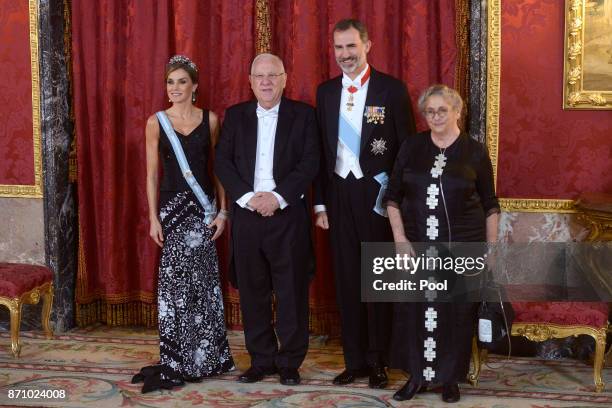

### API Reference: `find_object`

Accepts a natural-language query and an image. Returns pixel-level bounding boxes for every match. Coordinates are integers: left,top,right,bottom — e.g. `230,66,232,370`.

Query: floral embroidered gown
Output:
135,111,234,392
384,132,500,385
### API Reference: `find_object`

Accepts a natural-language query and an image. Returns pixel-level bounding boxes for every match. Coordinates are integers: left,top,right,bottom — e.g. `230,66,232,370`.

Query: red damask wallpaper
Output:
0,1,35,185
497,0,612,199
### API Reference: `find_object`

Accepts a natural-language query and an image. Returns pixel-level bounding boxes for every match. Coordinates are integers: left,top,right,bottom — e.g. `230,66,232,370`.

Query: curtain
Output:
73,0,255,326
73,0,468,333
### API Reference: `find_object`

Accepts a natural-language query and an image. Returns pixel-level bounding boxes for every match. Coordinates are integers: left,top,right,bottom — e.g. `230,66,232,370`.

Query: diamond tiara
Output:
168,55,198,71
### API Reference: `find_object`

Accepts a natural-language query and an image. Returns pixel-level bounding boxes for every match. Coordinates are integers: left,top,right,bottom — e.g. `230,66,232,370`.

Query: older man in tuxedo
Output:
215,53,318,386
314,19,416,388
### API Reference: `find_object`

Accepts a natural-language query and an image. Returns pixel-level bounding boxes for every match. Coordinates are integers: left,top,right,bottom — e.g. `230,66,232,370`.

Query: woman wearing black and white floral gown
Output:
135,55,234,393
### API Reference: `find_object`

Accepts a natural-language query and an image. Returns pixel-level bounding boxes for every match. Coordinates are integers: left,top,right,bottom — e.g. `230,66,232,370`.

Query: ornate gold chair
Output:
470,193,611,392
0,263,54,358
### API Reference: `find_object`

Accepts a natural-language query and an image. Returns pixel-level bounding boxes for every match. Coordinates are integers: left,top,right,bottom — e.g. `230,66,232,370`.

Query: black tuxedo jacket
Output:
215,97,319,207
314,67,415,207
215,97,319,288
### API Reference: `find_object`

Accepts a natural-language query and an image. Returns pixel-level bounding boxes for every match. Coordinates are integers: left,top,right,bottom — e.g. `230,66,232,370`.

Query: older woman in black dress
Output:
384,85,500,403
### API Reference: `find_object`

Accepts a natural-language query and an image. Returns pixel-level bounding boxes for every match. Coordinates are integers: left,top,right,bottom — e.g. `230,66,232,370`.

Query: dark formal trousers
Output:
232,203,311,369
327,173,392,370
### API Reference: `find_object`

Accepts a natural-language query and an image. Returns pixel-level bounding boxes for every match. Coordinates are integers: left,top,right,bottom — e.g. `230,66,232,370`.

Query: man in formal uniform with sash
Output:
314,19,416,388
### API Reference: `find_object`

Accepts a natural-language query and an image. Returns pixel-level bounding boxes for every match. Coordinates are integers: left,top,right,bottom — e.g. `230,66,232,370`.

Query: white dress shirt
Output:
336,64,370,179
236,102,288,211
314,65,370,214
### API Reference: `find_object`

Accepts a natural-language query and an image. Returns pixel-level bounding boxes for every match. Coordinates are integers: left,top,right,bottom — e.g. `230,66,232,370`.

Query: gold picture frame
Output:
563,0,612,109
487,0,576,212
0,0,43,198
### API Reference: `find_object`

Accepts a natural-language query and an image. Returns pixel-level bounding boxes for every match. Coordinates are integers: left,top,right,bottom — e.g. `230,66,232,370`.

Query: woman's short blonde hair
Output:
417,84,464,114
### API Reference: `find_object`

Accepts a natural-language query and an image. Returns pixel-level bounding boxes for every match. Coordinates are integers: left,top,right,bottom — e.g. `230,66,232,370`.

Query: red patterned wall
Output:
0,1,35,186
497,0,612,199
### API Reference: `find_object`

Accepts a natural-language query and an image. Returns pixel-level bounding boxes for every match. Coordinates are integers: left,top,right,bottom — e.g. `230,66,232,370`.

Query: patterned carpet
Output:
0,325,610,407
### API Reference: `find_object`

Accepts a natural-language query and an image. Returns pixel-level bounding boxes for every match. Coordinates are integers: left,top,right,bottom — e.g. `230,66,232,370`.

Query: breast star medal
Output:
370,138,387,155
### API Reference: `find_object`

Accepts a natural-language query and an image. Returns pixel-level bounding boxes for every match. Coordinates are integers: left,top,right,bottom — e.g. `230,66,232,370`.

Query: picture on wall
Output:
564,0,612,109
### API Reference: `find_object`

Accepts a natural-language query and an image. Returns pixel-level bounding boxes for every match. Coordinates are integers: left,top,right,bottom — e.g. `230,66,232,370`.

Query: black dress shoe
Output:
332,368,369,385
393,379,423,401
237,366,277,383
442,382,460,403
368,365,388,389
279,367,301,385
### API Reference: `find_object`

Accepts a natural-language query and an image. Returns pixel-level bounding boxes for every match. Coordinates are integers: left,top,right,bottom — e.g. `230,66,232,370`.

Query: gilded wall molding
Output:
0,0,43,198
487,0,577,212
486,0,501,192
255,0,271,54
563,0,612,109
499,198,576,213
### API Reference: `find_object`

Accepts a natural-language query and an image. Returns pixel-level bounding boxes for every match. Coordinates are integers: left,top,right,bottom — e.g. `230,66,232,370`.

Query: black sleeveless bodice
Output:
158,111,214,197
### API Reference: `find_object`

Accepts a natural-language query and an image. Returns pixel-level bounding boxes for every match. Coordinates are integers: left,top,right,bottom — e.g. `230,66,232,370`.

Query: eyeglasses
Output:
423,107,449,119
250,73,286,81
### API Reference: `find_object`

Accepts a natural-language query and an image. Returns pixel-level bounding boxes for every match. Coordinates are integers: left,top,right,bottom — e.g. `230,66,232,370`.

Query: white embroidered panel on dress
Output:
426,215,439,240
424,277,438,302
425,307,438,332
423,366,436,381
426,184,440,209
425,246,439,270
424,348,437,362
430,153,447,178
424,337,436,362
420,152,447,383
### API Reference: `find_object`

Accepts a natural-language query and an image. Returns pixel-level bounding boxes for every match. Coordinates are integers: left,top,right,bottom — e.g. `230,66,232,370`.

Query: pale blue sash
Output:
373,171,389,217
338,113,361,158
156,111,217,224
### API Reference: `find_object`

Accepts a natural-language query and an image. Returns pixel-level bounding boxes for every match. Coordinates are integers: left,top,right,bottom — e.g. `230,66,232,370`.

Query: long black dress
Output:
384,131,499,385
134,111,234,393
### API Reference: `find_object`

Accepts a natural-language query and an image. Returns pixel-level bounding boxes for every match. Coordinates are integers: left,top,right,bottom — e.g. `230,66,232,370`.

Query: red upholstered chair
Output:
0,263,54,358
469,301,609,392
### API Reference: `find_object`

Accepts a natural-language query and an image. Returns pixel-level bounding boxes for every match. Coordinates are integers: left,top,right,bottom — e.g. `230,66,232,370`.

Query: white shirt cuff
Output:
271,191,288,210
314,205,327,213
236,192,255,211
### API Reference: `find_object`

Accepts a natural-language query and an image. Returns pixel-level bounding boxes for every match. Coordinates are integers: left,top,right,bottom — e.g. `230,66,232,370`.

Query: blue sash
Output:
338,113,361,158
156,111,217,224
373,171,389,217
